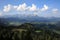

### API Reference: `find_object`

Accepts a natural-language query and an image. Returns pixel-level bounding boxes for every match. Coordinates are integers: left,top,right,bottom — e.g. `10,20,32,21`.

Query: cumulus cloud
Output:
3,3,49,13
3,4,11,12
1,3,60,17
41,4,48,11
17,3,27,11
52,9,58,13
28,4,37,11
13,3,38,11
13,6,18,9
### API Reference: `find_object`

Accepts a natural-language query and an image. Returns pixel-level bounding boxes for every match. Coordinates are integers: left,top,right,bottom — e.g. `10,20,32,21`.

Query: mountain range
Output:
0,14,60,23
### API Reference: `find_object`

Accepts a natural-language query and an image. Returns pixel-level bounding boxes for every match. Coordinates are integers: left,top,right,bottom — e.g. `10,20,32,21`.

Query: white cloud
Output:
3,3,49,12
17,3,27,11
2,3,49,17
13,3,38,12
28,4,37,11
52,9,58,13
3,4,11,12
0,12,2,16
33,12,38,16
13,6,18,9
1,3,60,17
41,4,48,11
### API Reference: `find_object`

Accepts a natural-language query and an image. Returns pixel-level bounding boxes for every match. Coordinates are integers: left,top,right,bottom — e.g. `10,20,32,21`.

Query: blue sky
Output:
0,0,60,9
0,0,60,17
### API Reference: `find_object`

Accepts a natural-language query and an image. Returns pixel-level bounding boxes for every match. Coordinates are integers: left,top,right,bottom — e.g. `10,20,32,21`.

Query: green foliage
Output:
0,23,60,40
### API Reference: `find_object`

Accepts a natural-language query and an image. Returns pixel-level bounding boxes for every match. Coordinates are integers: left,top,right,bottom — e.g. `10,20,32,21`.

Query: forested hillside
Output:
0,23,60,40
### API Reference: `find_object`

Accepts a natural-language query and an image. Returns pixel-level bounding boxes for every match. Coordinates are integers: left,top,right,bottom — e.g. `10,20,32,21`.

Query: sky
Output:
0,0,60,17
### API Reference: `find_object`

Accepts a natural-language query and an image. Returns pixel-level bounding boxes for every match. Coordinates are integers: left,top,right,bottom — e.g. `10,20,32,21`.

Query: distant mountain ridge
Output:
0,15,60,23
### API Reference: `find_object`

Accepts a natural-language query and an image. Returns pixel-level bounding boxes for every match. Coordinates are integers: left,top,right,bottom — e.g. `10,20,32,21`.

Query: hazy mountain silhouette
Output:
0,15,60,23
